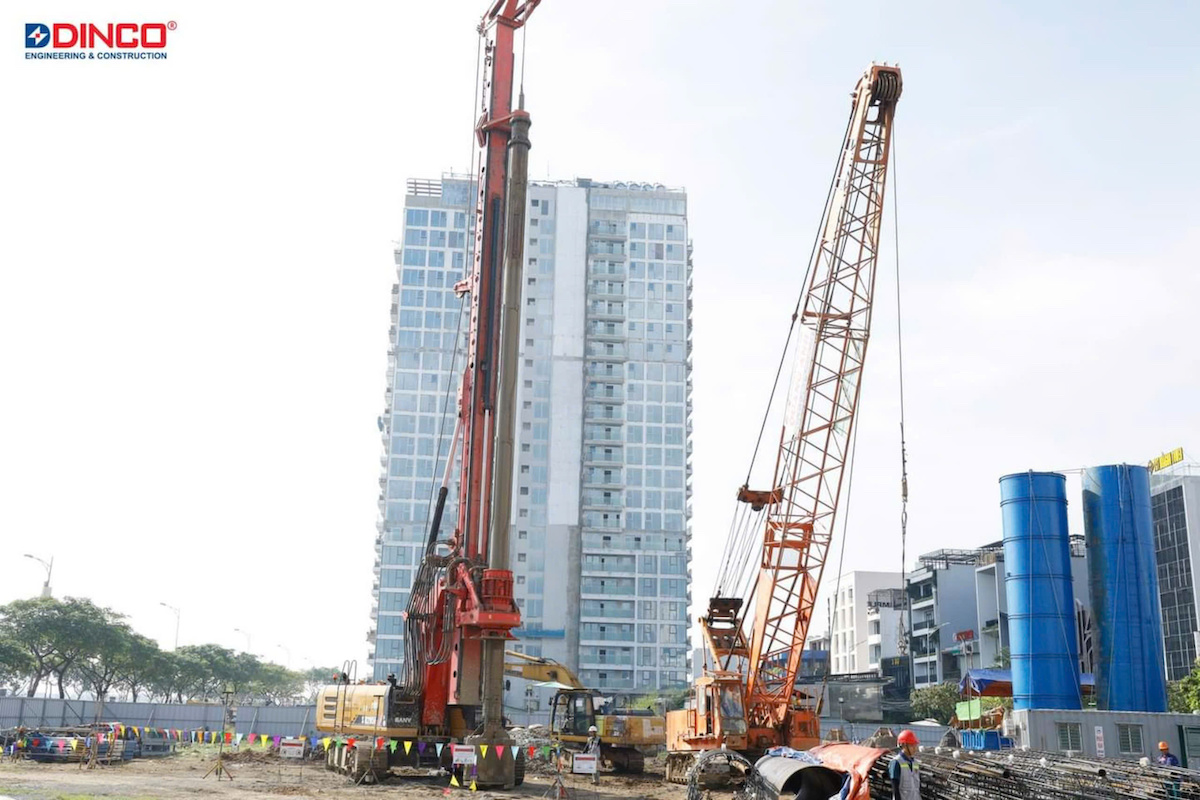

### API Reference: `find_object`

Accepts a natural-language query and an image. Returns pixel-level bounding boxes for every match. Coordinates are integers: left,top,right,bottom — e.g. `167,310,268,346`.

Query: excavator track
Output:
604,746,644,774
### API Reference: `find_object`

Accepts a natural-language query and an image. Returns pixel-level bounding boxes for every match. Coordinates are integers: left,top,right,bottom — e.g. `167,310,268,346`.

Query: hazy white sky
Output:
2,1,1198,671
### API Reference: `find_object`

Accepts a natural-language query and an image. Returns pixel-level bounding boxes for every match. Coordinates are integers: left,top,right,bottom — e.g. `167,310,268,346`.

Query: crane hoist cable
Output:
893,135,913,662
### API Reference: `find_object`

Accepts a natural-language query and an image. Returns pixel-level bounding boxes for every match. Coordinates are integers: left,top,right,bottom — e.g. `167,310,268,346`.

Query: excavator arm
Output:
502,650,586,689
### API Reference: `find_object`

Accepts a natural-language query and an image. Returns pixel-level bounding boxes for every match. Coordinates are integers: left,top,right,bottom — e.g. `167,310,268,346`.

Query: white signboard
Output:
1095,726,1105,758
451,744,477,766
279,738,304,759
572,754,598,775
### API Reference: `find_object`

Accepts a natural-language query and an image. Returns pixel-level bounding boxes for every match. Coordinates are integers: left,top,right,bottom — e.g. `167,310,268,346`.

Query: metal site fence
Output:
0,697,318,740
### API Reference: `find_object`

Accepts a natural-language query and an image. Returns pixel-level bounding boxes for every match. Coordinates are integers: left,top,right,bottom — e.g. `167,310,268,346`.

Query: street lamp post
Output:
23,554,53,598
275,644,291,670
234,628,252,654
159,602,181,650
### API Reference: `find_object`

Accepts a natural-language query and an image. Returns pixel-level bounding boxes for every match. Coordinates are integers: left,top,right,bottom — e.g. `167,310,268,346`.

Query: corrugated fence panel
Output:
0,698,316,739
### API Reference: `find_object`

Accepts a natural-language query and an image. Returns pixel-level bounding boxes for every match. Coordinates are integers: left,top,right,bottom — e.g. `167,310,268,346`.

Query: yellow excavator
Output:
503,650,665,773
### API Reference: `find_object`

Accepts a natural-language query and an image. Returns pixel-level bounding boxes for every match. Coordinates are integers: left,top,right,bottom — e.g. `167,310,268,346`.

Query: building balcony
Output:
579,656,634,668
590,290,625,302
584,408,623,423
581,565,636,576
585,371,625,383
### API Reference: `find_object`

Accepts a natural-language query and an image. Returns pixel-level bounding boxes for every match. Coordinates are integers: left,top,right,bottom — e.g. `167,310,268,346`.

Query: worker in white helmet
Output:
584,725,601,785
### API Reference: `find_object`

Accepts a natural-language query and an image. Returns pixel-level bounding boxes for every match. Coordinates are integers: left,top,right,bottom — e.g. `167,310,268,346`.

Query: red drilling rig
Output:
317,2,541,788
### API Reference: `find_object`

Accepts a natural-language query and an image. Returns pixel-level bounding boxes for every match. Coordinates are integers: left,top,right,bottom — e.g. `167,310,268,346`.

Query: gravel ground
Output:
0,746,688,800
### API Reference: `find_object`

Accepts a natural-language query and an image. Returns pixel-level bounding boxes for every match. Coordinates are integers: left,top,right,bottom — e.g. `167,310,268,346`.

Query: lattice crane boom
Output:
740,64,901,724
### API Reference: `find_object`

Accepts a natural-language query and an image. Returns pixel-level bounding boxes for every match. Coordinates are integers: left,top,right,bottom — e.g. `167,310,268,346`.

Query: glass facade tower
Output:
369,176,694,707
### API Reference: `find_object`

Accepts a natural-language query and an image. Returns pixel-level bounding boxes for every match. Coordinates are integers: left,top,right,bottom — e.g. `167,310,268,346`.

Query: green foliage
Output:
1168,661,1200,712
0,596,305,705
909,682,960,724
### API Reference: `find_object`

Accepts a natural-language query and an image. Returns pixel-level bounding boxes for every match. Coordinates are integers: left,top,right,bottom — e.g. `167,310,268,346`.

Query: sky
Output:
2,1,1198,675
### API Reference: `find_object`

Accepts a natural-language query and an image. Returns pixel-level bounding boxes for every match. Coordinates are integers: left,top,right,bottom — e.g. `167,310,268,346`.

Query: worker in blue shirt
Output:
888,730,920,800
1158,740,1180,767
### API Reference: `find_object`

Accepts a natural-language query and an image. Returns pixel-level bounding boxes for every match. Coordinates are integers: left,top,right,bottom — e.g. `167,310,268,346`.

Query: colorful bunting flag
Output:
417,741,427,754
235,733,243,745
375,737,385,750
496,744,506,759
435,742,444,757
470,780,477,791
347,737,357,748
528,745,535,758
225,732,233,744
450,774,460,787
480,744,489,760
388,740,397,753
403,740,412,755
321,737,332,751
249,733,257,744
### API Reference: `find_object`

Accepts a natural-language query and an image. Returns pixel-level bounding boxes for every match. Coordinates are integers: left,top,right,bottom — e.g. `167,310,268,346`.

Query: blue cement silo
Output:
1000,471,1081,711
1082,464,1168,712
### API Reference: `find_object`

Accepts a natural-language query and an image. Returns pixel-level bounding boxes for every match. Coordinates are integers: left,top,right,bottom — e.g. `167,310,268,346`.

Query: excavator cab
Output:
550,690,595,738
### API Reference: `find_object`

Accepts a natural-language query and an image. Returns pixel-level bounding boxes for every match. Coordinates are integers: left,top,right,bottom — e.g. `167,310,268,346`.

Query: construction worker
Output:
584,725,601,785
888,730,920,800
1158,740,1180,767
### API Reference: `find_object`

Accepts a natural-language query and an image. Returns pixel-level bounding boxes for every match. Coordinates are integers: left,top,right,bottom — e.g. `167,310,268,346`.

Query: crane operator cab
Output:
551,690,595,737
689,674,748,746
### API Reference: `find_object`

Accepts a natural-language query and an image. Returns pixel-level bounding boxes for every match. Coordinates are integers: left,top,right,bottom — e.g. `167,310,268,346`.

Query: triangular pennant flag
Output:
470,779,477,791
480,744,488,759
225,732,233,744
347,737,357,748
235,733,243,744
435,742,444,757
273,736,281,747
322,737,331,751
418,741,427,754
496,744,506,759
450,774,460,787
541,745,550,758
403,740,412,755
261,735,269,747
528,745,535,758
119,725,125,737
376,737,386,750
300,736,306,744
248,733,257,744
388,739,397,753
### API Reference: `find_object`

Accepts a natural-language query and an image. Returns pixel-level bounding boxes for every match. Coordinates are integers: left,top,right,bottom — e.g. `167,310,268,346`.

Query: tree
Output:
991,647,1011,669
1168,660,1200,713
114,634,163,702
909,682,960,724
0,597,122,697
303,667,341,702
0,635,33,695
77,620,135,700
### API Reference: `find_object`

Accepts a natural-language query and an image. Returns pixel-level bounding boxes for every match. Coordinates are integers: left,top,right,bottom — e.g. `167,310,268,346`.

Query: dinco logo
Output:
24,21,177,60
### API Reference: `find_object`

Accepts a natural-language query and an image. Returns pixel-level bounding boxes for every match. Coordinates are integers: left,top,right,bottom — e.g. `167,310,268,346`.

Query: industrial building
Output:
369,175,694,708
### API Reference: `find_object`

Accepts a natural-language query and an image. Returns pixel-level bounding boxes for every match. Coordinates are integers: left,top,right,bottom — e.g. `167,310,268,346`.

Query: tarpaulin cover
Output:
957,668,1095,697
809,743,890,800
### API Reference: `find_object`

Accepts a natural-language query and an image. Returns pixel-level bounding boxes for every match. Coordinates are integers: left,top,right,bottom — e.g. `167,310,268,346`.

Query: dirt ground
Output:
0,746,691,800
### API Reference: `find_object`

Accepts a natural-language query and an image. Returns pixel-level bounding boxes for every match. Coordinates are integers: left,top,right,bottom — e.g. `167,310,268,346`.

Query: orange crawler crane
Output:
665,64,902,783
